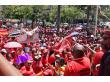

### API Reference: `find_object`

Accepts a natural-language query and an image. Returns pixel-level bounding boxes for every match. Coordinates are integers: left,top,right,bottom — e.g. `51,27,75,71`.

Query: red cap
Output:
54,49,59,54
47,46,51,49
44,49,48,53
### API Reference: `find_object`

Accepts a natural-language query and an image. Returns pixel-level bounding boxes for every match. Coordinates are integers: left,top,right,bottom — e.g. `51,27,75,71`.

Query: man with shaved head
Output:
64,43,91,76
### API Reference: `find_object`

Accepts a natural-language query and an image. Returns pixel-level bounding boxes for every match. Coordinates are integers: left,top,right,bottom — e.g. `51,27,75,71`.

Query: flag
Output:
8,28,15,34
32,32,39,42
0,29,8,36
17,27,39,43
55,33,76,52
17,33,28,43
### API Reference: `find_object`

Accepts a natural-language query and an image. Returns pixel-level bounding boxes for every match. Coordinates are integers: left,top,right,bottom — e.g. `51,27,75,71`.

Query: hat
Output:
44,49,48,53
1,49,7,53
43,43,47,47
40,46,45,50
11,50,15,53
27,60,33,63
55,54,60,58
32,48,36,51
54,49,59,54
91,35,94,38
34,55,41,60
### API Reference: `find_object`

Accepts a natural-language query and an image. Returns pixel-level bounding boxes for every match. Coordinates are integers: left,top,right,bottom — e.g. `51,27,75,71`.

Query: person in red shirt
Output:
20,60,35,76
32,54,44,76
92,45,104,75
41,49,49,67
48,49,56,65
64,43,91,76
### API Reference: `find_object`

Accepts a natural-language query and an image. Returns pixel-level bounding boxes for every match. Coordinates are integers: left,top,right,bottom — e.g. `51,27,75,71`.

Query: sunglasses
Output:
27,63,32,65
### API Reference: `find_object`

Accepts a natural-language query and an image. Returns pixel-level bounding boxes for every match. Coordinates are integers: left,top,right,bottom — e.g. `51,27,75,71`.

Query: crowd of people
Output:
0,21,110,76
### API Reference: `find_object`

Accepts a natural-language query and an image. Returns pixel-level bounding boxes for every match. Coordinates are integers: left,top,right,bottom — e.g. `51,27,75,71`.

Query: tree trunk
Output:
31,19,35,29
56,5,61,34
87,6,91,27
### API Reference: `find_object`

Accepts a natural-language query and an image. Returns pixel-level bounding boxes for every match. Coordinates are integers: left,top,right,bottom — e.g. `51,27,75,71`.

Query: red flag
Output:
0,29,8,36
55,34,76,52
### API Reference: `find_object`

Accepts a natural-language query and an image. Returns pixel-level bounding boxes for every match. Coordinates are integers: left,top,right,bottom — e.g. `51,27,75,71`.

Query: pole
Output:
94,5,98,37
56,5,61,35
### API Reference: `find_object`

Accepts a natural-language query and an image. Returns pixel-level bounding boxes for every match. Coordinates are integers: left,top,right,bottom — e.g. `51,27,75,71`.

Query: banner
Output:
0,29,8,36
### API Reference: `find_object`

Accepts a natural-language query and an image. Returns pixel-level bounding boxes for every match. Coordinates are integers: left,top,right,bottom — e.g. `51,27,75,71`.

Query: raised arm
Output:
0,54,22,76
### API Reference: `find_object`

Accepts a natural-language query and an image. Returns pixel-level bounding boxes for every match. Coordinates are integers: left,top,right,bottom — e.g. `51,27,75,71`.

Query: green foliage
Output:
61,6,84,22
3,5,110,23
49,6,84,22
2,5,48,20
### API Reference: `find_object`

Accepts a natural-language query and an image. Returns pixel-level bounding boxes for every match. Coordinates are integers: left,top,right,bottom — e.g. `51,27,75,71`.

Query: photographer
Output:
32,53,43,76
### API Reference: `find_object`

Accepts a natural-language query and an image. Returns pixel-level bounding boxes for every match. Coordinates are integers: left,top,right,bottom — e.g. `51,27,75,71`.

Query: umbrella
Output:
71,32,79,36
75,27,82,30
4,42,22,48
8,31,20,37
1,25,7,28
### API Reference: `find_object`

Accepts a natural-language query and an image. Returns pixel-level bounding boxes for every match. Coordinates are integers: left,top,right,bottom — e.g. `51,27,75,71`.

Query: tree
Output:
49,6,85,23
56,5,61,33
2,6,33,20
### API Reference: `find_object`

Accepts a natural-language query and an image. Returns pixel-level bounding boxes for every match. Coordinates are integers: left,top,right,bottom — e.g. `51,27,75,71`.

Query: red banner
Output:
0,29,8,36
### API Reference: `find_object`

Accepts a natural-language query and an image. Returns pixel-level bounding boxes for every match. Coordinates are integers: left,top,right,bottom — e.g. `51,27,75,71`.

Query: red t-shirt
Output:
92,51,104,76
32,61,43,74
48,54,56,64
20,66,34,76
64,57,91,76
93,51,104,66
42,55,48,66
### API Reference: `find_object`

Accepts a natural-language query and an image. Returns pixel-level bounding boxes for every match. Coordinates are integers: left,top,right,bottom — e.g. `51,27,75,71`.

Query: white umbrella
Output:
4,42,22,48
75,27,82,30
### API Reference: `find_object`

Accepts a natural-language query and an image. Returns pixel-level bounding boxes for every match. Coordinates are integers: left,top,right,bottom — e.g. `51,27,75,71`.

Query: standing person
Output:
32,53,44,76
20,60,34,76
15,48,32,69
99,30,110,75
64,44,91,76
48,49,56,65
55,57,65,76
92,45,104,75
